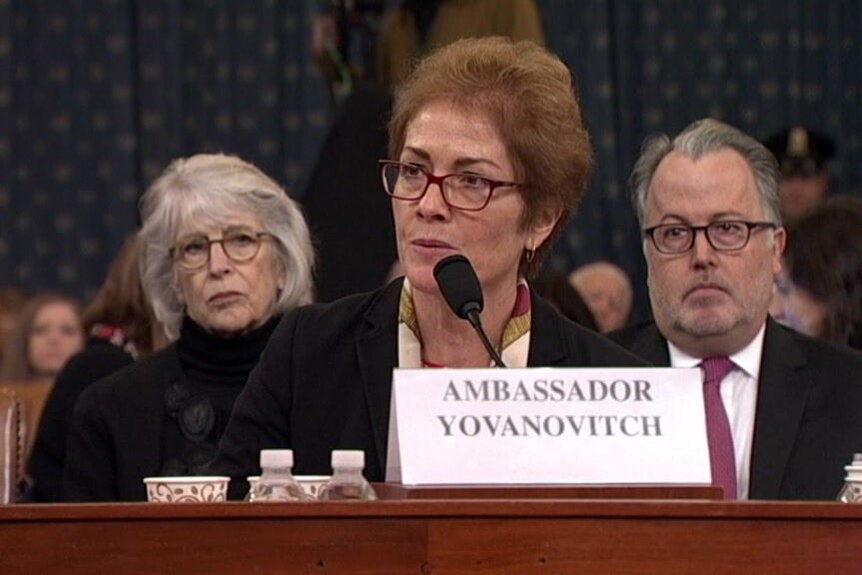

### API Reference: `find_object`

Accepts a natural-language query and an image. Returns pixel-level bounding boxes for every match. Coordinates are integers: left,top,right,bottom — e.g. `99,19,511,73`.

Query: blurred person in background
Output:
312,0,386,104
770,197,862,350
569,261,633,333
63,154,314,501
213,37,644,499
28,233,168,502
532,268,598,331
376,0,545,89
0,292,85,462
0,293,84,382
312,0,546,98
763,126,836,221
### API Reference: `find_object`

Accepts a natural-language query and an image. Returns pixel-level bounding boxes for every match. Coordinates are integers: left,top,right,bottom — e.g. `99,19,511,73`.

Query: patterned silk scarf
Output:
397,277,532,368
90,323,139,359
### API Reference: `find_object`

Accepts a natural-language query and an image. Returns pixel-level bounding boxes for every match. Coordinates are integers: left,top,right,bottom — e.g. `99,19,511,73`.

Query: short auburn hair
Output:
388,36,593,277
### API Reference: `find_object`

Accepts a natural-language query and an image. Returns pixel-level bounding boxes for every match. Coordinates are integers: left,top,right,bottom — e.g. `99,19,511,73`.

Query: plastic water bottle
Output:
247,449,309,502
837,453,862,502
317,450,377,501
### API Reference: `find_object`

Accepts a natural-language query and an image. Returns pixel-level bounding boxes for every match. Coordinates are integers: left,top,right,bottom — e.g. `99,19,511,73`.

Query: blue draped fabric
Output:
541,0,862,319
0,0,859,321
0,0,328,297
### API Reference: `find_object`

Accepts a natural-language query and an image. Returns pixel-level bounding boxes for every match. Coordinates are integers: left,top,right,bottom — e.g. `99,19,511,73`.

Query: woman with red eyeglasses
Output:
212,37,644,499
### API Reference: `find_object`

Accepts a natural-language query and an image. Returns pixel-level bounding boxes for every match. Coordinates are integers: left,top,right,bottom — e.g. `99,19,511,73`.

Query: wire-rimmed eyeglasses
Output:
379,160,520,211
170,229,273,270
643,221,777,254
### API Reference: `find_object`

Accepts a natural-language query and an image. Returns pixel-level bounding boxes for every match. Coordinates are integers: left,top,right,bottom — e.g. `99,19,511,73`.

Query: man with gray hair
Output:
611,118,862,501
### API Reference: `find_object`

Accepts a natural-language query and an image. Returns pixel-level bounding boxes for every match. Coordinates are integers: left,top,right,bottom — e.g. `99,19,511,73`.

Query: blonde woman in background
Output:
0,293,84,381
0,292,85,465
28,233,167,501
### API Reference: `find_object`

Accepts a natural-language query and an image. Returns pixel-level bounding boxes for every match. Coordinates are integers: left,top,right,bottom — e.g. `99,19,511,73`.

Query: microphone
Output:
433,254,507,368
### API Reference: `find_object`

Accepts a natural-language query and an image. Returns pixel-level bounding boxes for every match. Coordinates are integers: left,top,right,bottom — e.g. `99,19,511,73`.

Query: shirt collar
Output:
667,323,766,379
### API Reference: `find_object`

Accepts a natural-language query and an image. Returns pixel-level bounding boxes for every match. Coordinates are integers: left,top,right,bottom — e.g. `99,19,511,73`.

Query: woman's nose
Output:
207,241,232,273
416,181,451,219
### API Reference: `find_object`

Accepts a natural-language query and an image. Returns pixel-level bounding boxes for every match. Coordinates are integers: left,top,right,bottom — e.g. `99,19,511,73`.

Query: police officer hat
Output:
764,127,836,177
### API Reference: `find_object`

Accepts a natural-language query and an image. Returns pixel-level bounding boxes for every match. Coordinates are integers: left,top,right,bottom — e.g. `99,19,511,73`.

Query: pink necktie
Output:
701,357,737,500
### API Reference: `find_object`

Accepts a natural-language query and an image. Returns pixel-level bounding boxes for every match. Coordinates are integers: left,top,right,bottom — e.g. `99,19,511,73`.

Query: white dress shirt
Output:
667,325,766,499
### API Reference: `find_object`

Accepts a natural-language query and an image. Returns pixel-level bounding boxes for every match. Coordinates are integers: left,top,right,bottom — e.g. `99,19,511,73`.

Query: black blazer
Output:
214,279,647,498
28,340,134,502
610,318,862,500
63,345,183,502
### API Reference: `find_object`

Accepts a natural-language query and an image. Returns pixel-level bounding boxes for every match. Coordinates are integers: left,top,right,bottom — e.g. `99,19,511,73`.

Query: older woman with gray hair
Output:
64,153,314,501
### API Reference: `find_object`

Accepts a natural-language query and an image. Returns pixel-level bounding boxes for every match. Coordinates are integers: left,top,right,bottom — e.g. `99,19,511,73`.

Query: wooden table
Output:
2,498,861,573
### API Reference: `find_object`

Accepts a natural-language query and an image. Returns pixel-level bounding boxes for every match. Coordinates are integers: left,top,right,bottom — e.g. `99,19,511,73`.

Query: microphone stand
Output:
464,309,507,368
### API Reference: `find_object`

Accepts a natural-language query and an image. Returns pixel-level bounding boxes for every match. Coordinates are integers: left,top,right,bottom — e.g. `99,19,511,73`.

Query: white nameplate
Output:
385,367,710,485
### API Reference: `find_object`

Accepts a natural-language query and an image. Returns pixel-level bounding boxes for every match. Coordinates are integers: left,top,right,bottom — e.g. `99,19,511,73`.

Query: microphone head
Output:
433,254,484,320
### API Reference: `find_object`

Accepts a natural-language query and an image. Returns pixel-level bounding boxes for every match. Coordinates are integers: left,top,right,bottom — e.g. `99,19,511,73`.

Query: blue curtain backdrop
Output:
540,0,862,319
0,1,860,320
0,0,329,298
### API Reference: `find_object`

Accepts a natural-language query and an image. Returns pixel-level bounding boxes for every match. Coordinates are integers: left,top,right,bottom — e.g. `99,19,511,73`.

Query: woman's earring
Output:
525,248,535,263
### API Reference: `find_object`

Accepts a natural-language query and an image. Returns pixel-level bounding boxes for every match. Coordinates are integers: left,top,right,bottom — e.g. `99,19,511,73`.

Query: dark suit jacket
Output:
28,339,134,502
610,318,862,500
63,345,182,502
214,279,647,498
302,86,396,302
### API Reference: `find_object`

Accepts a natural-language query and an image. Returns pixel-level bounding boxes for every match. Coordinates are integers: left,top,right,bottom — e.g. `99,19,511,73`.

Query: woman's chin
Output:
404,268,440,295
199,312,257,337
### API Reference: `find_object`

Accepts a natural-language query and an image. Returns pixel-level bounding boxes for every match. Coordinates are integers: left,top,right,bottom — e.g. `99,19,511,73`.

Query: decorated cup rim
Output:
143,476,230,484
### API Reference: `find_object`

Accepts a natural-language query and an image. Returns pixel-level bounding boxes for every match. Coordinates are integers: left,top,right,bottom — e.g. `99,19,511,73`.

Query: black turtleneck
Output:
177,315,279,387
160,315,280,476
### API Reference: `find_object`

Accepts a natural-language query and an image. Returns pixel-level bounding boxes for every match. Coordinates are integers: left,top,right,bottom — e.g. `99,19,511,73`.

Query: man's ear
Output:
772,226,787,275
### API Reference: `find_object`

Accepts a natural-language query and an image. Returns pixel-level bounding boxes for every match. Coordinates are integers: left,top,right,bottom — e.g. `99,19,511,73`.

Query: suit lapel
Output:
527,293,569,366
615,320,812,498
356,281,401,478
628,324,672,366
749,319,810,499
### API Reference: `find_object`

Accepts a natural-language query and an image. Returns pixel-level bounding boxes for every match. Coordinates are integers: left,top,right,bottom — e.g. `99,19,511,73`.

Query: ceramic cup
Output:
143,476,230,503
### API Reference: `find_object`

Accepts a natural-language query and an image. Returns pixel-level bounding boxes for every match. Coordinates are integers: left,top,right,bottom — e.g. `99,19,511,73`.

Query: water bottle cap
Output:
331,449,364,469
260,449,293,468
